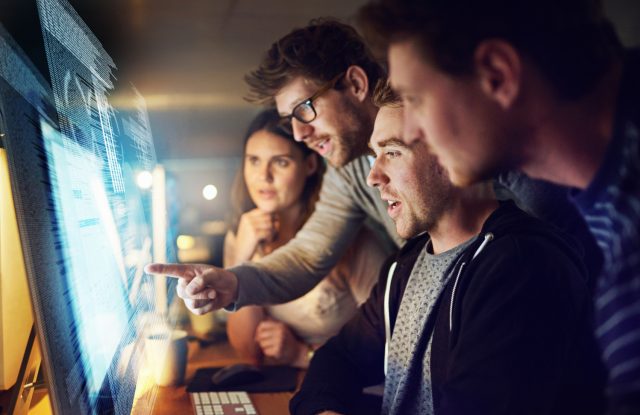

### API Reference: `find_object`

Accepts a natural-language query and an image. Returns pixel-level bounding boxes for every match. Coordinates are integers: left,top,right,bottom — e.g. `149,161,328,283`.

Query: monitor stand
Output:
0,326,43,415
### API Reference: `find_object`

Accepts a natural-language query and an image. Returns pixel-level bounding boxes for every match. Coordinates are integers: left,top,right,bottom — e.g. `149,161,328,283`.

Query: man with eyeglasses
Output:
146,19,401,314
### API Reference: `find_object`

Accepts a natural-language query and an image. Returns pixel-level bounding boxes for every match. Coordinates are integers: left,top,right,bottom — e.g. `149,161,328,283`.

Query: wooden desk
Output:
141,339,295,415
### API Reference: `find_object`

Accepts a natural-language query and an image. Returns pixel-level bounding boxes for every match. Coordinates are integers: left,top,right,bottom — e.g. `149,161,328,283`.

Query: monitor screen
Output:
0,1,175,413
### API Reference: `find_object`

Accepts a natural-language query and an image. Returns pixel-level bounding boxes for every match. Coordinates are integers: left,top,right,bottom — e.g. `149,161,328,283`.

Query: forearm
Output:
226,306,264,362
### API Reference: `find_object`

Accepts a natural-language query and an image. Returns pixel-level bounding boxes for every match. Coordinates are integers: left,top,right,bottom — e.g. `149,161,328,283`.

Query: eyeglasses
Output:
280,72,345,127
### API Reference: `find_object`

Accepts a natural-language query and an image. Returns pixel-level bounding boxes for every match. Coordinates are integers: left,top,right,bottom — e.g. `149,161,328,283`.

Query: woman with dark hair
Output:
225,109,388,368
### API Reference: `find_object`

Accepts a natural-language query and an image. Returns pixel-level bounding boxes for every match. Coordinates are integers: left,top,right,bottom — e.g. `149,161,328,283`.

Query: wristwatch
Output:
306,344,315,362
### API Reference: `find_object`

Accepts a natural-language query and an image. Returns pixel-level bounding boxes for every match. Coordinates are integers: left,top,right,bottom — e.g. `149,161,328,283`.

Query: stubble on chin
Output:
325,136,350,168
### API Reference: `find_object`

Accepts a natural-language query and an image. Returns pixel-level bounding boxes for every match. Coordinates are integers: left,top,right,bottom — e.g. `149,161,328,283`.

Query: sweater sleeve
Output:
229,165,368,307
289,261,390,415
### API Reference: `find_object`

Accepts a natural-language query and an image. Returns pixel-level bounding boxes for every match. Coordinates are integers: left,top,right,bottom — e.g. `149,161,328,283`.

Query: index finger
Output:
144,263,196,280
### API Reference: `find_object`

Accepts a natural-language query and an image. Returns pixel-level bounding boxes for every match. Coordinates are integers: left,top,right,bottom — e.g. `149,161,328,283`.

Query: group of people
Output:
146,0,640,414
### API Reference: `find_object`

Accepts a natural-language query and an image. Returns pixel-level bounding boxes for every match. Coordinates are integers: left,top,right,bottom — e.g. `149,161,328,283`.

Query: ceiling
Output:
65,0,372,235
3,0,640,244
61,0,640,163
70,0,370,161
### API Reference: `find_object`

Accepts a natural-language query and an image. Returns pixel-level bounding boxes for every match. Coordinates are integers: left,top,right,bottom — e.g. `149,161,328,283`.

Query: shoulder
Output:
471,202,587,283
328,155,371,185
463,230,588,314
224,230,236,248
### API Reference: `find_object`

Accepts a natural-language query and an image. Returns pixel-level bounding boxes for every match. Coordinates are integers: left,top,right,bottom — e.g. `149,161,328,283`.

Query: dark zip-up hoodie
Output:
291,201,606,415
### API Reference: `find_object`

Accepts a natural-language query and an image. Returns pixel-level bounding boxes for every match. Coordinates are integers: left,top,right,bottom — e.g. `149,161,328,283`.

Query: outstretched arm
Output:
229,163,391,308
144,263,238,313
147,160,398,313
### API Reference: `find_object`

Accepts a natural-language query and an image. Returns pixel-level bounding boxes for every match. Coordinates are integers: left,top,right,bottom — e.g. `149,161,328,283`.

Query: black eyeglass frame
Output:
280,72,345,127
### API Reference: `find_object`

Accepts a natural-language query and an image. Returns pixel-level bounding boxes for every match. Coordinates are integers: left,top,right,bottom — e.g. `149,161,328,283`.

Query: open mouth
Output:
386,199,401,216
314,138,331,156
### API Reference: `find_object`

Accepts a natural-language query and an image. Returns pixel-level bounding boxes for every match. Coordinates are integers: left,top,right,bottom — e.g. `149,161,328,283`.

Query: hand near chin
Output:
254,319,305,367
144,263,238,314
235,208,279,262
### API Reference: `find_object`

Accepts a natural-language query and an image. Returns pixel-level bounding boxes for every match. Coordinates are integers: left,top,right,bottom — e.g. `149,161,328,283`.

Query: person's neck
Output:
521,60,623,189
353,100,379,159
263,202,306,252
429,183,498,255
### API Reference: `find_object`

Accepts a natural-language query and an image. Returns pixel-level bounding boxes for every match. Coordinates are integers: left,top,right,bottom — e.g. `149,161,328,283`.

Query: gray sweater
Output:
230,155,402,307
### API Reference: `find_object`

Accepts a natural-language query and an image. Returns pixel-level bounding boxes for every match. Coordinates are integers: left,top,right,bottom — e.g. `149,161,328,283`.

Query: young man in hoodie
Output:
289,84,605,415
359,2,639,411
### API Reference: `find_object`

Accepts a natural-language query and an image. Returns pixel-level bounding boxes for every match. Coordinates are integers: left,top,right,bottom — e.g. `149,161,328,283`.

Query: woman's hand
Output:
254,319,308,368
234,208,278,263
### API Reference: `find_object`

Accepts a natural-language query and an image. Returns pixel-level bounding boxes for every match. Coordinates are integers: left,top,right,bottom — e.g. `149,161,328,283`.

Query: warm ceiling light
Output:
202,184,218,201
176,235,196,250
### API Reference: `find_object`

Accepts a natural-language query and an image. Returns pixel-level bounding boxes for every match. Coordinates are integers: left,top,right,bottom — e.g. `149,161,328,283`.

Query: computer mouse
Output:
211,363,265,387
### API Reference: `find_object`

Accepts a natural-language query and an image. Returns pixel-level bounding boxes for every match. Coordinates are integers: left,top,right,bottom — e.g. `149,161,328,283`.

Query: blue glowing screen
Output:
41,120,131,396
0,1,174,413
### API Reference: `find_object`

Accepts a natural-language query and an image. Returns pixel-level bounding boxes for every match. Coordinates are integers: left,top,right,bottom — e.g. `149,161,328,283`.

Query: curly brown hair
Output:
245,18,385,105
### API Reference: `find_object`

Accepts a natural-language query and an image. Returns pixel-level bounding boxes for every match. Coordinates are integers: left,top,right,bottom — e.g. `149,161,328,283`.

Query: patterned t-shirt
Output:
383,237,475,415
572,49,640,405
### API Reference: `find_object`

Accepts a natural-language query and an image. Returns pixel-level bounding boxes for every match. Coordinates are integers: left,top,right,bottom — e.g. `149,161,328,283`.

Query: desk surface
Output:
137,339,295,415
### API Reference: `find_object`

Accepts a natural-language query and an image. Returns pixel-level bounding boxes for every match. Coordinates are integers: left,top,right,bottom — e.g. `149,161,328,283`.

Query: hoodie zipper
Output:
384,232,495,373
384,261,398,376
449,232,494,332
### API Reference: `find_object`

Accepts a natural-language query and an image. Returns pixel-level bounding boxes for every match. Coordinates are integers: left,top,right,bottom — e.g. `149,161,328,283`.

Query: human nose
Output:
259,162,274,182
291,118,314,142
366,158,387,188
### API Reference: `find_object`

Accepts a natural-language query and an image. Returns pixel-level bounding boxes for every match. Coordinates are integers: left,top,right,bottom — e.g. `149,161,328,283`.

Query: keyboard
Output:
190,391,258,415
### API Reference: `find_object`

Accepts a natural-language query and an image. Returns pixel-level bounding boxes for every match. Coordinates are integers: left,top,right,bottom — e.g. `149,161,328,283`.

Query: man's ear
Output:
305,154,319,176
343,65,369,103
474,40,521,110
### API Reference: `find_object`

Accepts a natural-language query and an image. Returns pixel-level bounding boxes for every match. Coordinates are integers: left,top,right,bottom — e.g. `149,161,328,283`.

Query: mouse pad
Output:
186,365,299,393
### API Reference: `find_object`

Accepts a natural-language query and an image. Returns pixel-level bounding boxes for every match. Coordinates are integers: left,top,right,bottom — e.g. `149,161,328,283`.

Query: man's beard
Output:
327,103,372,167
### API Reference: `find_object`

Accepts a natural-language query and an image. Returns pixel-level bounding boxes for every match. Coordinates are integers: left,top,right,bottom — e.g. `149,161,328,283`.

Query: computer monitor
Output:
0,1,175,413
0,115,33,394
0,118,41,415
0,17,51,415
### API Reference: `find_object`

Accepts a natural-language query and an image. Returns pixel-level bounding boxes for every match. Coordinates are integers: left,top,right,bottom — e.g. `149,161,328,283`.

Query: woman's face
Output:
243,130,316,213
